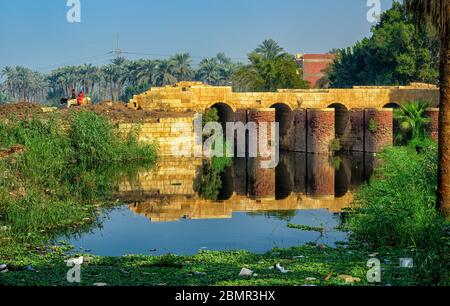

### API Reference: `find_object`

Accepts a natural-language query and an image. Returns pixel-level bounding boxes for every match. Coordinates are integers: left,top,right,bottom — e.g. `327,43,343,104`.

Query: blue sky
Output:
0,0,395,72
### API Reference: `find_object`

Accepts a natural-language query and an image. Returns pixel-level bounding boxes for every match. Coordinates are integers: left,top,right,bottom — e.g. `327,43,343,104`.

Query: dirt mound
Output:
0,101,194,123
0,102,43,119
72,101,194,123
81,101,161,123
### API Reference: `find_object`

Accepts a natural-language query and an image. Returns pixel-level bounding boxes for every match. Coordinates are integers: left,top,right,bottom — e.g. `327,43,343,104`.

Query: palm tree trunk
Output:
438,22,450,218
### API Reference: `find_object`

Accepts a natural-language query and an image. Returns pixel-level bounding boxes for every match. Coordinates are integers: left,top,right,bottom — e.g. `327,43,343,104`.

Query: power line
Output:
30,47,248,73
35,52,114,71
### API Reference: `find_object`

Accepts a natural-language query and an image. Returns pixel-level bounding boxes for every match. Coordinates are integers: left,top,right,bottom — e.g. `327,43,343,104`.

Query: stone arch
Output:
383,102,401,109
328,103,350,148
270,103,294,151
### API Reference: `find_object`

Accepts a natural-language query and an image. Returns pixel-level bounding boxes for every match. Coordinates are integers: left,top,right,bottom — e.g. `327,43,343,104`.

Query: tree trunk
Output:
438,23,450,218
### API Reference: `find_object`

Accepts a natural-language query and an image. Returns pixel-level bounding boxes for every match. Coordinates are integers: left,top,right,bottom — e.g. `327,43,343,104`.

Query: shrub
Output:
349,142,443,247
394,101,431,144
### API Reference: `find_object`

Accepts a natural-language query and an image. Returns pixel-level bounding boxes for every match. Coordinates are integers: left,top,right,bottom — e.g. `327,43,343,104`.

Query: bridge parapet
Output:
129,82,439,112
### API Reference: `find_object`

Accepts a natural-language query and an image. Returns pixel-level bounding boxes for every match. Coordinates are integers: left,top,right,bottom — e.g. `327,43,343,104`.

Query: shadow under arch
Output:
383,102,401,109
270,103,293,151
328,103,350,145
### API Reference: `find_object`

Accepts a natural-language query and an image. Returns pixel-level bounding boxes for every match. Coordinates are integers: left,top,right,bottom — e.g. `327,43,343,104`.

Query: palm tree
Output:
216,52,232,65
197,58,220,85
254,39,285,60
153,59,177,86
171,53,193,82
405,0,450,217
131,59,157,86
394,101,431,143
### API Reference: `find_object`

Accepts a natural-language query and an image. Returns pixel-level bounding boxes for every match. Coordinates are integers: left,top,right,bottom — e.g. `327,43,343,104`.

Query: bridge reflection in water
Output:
118,152,374,223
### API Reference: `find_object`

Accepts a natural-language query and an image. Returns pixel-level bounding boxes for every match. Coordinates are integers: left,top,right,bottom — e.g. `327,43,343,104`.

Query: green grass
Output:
346,139,450,285
0,111,157,260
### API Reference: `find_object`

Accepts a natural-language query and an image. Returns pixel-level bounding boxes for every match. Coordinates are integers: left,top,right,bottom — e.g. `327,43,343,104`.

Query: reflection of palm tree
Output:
254,39,285,60
404,0,450,216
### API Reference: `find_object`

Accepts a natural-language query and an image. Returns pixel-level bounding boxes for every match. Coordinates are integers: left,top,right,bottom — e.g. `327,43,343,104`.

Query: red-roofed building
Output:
296,54,336,88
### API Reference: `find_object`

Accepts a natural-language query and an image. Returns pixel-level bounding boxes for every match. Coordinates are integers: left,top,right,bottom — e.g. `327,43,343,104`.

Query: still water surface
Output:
63,152,374,256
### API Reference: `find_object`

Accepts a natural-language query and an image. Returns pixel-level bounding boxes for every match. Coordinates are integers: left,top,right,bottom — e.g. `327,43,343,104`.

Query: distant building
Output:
296,54,336,88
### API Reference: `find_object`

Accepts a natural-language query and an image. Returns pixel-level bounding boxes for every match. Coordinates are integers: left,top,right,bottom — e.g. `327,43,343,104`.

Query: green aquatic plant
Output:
287,223,325,233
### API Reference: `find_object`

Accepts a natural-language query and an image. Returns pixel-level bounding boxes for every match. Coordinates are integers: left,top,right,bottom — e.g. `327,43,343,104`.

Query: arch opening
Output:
383,102,401,109
328,103,350,148
210,102,235,136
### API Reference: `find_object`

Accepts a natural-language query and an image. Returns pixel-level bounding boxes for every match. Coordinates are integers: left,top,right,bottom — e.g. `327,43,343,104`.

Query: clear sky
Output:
0,0,395,72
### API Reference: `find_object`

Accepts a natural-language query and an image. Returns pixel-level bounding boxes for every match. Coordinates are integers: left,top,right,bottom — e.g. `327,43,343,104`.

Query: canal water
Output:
62,152,374,256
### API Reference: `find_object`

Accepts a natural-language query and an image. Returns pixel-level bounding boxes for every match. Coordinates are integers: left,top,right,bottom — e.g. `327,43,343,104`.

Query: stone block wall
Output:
306,108,335,154
118,115,201,157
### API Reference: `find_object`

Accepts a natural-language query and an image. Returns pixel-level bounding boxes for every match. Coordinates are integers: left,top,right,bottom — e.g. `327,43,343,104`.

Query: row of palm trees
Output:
0,66,48,103
1,40,305,104
1,52,241,103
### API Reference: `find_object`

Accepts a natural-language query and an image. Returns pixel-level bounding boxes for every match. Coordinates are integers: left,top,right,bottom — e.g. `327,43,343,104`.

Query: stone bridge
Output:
128,82,439,154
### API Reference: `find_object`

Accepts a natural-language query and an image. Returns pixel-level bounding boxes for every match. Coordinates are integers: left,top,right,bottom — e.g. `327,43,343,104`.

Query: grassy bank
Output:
347,140,450,285
0,111,156,261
